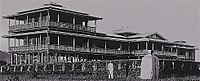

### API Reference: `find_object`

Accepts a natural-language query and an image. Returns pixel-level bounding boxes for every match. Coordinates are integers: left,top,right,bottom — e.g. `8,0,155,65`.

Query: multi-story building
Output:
2,2,197,66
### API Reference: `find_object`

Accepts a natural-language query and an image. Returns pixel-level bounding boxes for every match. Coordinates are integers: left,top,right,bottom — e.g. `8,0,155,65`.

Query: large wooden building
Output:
1,3,200,81
2,2,197,66
3,3,196,65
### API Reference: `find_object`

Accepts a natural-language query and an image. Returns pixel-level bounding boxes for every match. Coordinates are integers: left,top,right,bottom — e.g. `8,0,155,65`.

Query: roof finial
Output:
44,1,63,7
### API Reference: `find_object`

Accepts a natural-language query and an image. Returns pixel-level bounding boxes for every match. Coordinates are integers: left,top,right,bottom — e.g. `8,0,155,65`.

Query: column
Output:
26,15,29,23
152,42,154,50
8,38,10,51
171,46,173,52
18,20,20,25
87,39,90,48
161,45,164,51
47,34,50,45
27,36,29,46
8,19,10,31
35,38,38,45
119,43,122,50
18,39,20,46
37,53,40,63
41,52,44,63
57,13,60,22
39,13,42,26
64,55,67,63
19,54,22,65
137,43,140,50
58,35,60,45
73,17,76,25
94,20,97,27
39,34,42,45
14,17,17,25
10,53,13,65
24,53,27,64
73,37,76,48
54,53,58,63
39,13,42,22
14,38,16,47
47,9,50,21
104,41,107,50
128,42,131,51
146,42,148,50
15,54,18,65
28,53,31,64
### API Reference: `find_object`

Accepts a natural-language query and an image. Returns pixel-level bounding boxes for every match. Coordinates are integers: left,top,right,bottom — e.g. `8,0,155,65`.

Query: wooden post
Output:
28,53,31,64
73,37,76,48
14,37,16,47
161,45,164,51
24,53,27,64
41,52,44,63
27,36,29,46
73,17,76,25
39,34,42,45
120,43,122,50
137,43,140,50
55,53,58,63
64,55,67,63
18,20,20,25
47,9,50,21
94,20,97,27
40,13,42,22
27,15,29,23
58,35,60,45
8,19,10,31
15,54,18,65
14,17,17,25
171,46,173,52
18,39,20,46
104,41,107,50
152,42,154,50
57,13,60,22
146,42,148,50
8,38,10,51
10,53,13,65
19,54,22,65
87,39,90,48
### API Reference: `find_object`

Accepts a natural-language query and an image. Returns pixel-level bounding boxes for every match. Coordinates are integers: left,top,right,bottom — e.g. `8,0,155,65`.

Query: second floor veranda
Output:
9,20,96,33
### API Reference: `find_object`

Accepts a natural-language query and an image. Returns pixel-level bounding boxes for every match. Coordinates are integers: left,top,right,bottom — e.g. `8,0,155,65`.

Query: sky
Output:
0,0,199,61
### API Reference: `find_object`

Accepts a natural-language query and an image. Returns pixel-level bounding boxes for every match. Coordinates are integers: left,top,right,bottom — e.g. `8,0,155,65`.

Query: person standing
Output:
108,61,114,79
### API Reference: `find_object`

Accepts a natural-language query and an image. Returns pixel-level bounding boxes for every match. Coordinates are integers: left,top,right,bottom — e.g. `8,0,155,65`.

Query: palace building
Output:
2,2,198,66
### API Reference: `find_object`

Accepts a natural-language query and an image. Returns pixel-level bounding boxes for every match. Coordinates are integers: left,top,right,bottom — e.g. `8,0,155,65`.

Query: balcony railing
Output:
9,21,96,32
9,45,177,56
9,44,129,55
177,55,185,59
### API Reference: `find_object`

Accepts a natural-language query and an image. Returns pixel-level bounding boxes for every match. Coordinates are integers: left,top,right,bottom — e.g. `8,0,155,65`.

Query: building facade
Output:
2,2,197,67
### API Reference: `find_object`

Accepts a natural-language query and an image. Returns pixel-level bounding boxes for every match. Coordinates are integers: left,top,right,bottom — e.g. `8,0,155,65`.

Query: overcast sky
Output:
0,0,199,61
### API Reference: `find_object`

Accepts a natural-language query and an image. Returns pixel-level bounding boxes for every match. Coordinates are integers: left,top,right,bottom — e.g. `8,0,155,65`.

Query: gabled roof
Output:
129,32,168,40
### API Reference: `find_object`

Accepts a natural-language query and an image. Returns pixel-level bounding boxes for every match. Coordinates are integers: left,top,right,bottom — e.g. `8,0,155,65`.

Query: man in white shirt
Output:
108,61,114,79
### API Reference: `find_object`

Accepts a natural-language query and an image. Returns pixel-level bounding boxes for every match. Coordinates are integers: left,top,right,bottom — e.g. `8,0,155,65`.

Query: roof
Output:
3,2,103,20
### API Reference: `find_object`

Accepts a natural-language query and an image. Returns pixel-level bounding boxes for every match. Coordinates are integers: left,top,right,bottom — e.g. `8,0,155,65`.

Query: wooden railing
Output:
153,50,177,56
9,21,49,31
9,44,129,55
9,45,177,56
9,21,96,32
177,55,185,59
9,44,48,51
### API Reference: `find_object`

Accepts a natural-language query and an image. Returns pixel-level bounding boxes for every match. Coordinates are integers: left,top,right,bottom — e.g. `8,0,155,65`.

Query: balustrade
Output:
9,20,96,32
9,44,177,56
